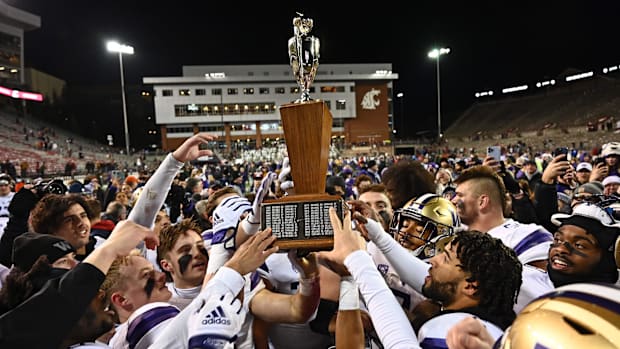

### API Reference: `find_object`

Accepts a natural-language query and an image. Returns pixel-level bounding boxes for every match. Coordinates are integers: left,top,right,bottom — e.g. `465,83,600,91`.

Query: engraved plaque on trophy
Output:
260,13,343,250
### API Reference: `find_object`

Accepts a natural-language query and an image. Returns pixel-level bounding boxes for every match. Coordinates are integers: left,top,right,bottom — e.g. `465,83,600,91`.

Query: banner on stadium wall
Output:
0,85,43,102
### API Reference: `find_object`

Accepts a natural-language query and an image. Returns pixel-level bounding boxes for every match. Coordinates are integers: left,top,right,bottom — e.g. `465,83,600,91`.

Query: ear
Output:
462,279,479,297
110,291,128,309
478,194,490,210
160,258,174,274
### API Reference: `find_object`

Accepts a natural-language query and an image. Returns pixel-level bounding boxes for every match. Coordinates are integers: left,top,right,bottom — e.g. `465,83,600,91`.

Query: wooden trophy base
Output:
261,194,343,251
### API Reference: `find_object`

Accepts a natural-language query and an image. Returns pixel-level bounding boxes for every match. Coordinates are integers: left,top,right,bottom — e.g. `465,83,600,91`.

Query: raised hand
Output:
247,172,277,225
541,154,571,184
224,228,279,276
172,133,217,163
317,208,366,275
187,292,246,349
288,250,319,279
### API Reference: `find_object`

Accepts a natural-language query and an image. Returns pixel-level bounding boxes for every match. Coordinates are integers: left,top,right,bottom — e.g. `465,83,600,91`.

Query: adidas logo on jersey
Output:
202,305,231,326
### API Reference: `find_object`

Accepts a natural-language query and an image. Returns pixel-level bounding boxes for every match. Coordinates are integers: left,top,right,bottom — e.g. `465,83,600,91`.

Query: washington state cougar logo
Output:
361,89,381,110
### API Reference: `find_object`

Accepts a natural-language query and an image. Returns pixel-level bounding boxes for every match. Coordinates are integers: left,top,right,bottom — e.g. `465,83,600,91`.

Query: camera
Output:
33,179,67,198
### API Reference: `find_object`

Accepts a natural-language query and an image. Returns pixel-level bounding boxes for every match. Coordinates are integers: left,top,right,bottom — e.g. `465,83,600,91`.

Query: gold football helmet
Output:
499,283,620,348
389,193,460,258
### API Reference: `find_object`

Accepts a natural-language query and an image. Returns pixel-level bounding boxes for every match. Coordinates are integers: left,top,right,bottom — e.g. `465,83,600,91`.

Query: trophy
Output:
260,13,343,250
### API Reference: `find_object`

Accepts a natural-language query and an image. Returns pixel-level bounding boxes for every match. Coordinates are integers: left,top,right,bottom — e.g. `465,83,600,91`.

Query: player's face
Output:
394,218,429,251
53,203,91,250
162,231,208,288
452,181,480,226
154,211,171,236
121,256,172,308
66,290,116,342
359,191,393,217
0,182,9,195
422,242,468,307
549,225,602,276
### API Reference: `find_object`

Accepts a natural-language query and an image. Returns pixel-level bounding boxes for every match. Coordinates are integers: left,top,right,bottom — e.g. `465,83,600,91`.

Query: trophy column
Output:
279,101,332,195
260,14,343,250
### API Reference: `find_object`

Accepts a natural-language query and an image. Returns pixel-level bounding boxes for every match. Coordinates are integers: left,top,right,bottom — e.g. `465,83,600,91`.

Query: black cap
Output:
12,233,75,271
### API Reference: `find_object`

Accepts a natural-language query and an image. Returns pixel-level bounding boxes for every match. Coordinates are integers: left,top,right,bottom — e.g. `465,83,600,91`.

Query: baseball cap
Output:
575,182,604,196
12,233,75,271
602,175,620,187
576,162,593,172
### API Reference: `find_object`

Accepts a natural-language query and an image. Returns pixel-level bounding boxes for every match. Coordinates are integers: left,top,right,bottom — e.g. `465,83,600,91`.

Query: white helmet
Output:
601,142,620,157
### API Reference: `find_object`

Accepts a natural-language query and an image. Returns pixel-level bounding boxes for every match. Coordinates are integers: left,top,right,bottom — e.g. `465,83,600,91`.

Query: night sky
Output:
8,0,620,139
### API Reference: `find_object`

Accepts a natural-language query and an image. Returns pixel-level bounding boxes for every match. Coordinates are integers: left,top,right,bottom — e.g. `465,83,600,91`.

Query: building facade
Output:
0,1,40,86
143,64,397,151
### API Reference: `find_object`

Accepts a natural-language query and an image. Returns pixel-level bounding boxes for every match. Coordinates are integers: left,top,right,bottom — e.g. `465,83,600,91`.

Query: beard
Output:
422,277,458,306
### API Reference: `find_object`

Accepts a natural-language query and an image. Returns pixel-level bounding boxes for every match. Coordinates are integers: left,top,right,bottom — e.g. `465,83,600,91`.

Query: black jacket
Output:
0,263,105,348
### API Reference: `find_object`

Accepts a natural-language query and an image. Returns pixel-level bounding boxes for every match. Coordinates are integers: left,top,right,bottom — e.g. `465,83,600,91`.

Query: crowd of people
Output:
0,133,618,348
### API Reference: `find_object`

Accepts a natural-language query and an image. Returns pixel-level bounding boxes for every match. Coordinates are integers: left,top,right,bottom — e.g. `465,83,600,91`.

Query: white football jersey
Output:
487,219,552,265
257,253,333,349
0,192,14,240
418,312,504,348
367,241,427,314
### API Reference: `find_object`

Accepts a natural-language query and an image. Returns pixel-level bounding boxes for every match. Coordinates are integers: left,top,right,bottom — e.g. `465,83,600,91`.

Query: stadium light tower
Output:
428,47,450,141
396,92,404,138
107,40,134,156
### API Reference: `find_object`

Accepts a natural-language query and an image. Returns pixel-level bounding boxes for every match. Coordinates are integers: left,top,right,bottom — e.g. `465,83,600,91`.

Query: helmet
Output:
552,201,620,268
389,193,460,258
498,283,620,348
601,142,620,157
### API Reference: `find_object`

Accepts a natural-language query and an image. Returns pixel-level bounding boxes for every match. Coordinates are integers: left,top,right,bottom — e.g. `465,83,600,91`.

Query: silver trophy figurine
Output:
288,13,320,102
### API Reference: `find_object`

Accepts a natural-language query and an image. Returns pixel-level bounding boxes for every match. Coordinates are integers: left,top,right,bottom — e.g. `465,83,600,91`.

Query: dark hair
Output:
104,201,126,223
30,194,94,235
354,174,372,188
452,231,522,321
381,160,436,209
0,255,52,313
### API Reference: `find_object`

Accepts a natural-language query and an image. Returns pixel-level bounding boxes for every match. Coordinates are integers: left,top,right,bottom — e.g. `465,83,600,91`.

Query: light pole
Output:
396,92,404,139
428,47,450,141
107,41,134,156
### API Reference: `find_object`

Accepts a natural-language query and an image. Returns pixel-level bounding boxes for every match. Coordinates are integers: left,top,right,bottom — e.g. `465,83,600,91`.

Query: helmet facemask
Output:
390,199,456,259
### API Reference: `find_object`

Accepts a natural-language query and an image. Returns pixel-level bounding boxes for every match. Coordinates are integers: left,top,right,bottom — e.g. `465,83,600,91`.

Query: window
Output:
259,87,270,94
320,86,345,93
243,88,254,95
350,86,355,92
212,88,222,95
179,89,191,96
275,87,285,94
324,100,331,109
196,89,206,96
336,100,346,110
290,87,300,94
167,127,194,133
248,72,254,76
263,71,269,76
227,88,238,95
162,89,173,96
309,87,315,93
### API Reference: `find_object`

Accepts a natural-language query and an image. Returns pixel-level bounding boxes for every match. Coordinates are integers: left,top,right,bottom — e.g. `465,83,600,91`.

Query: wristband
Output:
240,217,260,236
338,276,360,311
